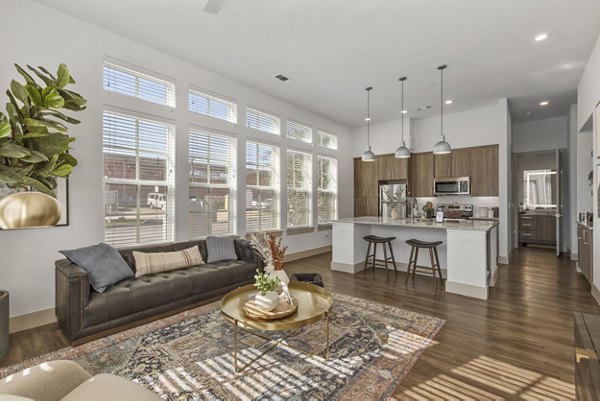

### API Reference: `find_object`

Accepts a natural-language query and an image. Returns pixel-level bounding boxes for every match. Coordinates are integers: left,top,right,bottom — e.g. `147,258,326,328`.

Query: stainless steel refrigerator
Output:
379,181,408,218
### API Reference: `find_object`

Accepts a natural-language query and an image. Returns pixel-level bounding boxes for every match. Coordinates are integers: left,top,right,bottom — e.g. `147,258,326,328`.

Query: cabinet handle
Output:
521,224,532,227
521,233,533,237
583,230,588,245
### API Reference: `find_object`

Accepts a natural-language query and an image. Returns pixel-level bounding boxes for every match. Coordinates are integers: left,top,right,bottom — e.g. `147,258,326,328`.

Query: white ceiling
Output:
34,0,600,128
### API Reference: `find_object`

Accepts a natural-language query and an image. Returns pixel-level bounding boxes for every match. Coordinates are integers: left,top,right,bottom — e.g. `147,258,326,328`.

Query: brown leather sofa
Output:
55,239,261,343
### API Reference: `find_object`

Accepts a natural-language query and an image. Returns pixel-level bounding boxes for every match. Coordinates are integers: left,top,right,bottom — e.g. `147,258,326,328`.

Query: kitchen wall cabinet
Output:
451,148,471,178
433,153,452,178
354,158,378,198
377,154,410,181
470,145,499,196
519,214,556,245
354,197,378,217
577,224,593,284
411,152,434,197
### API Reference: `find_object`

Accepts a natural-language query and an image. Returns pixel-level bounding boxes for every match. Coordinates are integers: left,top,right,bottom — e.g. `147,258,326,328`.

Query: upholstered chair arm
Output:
55,259,90,342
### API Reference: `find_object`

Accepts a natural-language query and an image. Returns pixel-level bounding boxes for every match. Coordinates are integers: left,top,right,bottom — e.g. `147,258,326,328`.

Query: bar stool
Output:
405,239,444,288
363,235,397,275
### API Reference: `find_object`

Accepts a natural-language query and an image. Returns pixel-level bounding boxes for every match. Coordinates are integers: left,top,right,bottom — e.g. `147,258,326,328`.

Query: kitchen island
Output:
331,216,499,300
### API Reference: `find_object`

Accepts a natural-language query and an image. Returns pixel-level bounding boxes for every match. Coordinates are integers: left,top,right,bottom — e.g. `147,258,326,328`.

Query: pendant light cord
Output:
440,67,444,136
401,78,405,142
366,87,372,146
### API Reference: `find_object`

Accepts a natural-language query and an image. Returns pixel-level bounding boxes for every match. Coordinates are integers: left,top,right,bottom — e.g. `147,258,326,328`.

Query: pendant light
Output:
362,86,376,162
395,77,411,159
433,65,451,155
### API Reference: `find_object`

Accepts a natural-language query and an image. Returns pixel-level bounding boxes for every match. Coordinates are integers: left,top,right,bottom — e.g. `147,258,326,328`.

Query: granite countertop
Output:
333,216,499,232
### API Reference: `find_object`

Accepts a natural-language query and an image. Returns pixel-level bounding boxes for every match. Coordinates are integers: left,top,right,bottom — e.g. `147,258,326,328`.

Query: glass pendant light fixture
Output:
433,65,451,155
395,77,411,159
362,86,376,162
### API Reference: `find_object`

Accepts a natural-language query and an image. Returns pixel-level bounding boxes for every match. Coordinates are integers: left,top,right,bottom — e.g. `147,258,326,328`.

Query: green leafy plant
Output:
253,269,279,296
0,63,87,197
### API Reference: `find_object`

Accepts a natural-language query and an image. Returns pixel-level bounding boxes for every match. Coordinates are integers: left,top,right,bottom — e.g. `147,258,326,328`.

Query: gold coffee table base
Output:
220,282,334,374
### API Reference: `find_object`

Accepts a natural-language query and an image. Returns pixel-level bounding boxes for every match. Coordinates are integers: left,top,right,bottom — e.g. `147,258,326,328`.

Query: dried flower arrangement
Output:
248,232,288,277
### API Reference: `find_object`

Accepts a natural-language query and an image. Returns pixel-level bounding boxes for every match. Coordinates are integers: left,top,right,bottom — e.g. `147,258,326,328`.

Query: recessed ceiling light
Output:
401,110,408,114
540,101,549,106
525,112,533,116
535,33,549,42
365,117,371,121
445,99,453,105
275,74,289,82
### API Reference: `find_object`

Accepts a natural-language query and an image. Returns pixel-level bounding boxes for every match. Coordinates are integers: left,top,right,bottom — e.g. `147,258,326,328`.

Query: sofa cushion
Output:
61,374,161,401
206,236,237,263
133,245,204,278
59,244,133,293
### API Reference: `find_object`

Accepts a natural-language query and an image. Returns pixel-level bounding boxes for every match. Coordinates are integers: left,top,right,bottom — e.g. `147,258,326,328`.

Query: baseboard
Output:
446,281,488,300
498,256,509,265
571,253,578,262
592,283,600,306
10,307,56,333
286,246,331,262
330,261,364,274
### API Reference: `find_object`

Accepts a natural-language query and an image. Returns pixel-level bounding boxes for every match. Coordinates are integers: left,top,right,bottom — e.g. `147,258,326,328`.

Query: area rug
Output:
1,294,444,400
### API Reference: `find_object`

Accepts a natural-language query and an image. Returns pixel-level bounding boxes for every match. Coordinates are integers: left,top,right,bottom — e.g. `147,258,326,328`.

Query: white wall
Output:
512,116,568,153
569,105,578,258
0,0,354,318
577,131,594,214
578,34,600,132
351,118,411,157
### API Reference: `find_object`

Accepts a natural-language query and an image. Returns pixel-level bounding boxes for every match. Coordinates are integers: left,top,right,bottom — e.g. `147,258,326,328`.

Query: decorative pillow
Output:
206,236,238,263
60,243,134,293
132,245,204,278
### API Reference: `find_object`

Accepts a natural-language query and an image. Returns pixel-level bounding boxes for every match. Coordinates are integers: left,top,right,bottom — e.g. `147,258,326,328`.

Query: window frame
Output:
188,87,238,124
317,130,339,150
286,148,313,229
286,119,313,144
317,155,338,225
246,107,281,136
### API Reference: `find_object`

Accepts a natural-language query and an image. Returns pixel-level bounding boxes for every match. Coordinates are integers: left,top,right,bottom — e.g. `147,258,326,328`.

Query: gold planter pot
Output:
0,192,62,229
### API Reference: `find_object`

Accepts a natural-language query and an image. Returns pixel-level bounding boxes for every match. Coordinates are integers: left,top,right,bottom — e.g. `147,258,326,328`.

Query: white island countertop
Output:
334,216,499,232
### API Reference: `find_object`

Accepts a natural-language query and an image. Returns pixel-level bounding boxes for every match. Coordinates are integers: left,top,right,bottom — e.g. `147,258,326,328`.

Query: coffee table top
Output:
220,281,333,331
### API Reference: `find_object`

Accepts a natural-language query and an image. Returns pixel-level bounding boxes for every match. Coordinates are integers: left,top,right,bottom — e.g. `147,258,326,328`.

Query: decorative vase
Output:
255,291,280,311
270,269,290,285
390,207,400,220
0,192,62,229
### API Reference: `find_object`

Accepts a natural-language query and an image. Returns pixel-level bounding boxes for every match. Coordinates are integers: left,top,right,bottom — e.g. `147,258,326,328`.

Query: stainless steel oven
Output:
433,177,470,196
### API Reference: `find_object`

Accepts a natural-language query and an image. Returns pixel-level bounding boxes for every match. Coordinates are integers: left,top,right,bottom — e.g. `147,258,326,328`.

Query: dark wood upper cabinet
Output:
410,152,434,197
470,145,499,196
377,154,410,181
354,158,378,198
451,147,471,178
433,153,452,178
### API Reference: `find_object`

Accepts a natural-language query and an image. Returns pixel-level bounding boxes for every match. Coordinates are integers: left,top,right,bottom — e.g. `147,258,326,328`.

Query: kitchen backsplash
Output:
415,196,500,217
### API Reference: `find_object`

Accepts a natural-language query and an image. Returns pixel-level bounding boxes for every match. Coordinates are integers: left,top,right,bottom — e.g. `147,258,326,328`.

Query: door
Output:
555,149,562,256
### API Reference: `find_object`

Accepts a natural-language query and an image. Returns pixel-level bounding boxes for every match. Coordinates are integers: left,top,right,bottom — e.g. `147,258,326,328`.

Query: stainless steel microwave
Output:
433,177,470,196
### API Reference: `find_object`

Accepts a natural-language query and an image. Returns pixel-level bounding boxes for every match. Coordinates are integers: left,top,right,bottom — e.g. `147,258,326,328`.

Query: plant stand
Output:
0,291,8,358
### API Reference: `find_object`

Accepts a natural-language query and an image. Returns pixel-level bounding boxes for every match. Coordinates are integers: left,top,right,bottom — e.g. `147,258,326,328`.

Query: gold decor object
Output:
243,296,298,321
0,192,62,229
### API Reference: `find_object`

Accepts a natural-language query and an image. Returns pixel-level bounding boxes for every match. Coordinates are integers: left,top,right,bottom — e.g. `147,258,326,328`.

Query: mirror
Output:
522,169,556,209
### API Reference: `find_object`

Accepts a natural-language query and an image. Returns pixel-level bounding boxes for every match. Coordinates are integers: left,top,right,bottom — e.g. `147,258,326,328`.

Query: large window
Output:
317,130,338,150
189,130,237,237
287,150,312,228
287,120,312,143
189,89,237,123
103,61,176,107
246,108,280,135
246,141,280,232
103,110,175,247
317,156,338,224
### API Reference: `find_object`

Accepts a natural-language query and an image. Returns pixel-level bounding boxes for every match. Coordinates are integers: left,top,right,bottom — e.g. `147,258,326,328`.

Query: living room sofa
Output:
55,239,261,343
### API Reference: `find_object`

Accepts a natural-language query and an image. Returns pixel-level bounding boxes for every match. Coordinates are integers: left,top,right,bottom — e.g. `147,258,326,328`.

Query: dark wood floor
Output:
2,247,599,400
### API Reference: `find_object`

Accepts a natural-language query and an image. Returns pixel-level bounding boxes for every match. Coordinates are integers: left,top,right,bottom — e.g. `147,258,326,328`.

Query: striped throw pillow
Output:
133,245,204,278
206,236,238,263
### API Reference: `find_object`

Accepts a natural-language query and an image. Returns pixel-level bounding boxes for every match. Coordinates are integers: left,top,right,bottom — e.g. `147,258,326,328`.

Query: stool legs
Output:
428,248,438,289
433,247,444,285
389,243,398,274
363,241,372,274
364,240,397,275
405,245,444,288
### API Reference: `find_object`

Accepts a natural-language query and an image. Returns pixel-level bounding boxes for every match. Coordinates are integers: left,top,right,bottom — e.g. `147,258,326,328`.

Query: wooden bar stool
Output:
363,235,397,275
405,239,444,288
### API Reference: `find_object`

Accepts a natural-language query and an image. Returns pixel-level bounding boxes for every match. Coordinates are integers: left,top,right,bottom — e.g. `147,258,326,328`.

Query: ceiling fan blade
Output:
203,0,226,14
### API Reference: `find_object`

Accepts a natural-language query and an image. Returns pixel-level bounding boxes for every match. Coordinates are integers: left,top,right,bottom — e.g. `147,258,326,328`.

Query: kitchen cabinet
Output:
574,312,600,401
354,158,378,198
411,152,434,197
433,153,452,178
451,147,471,178
470,145,499,196
519,214,556,245
354,197,378,217
577,224,593,284
377,154,410,180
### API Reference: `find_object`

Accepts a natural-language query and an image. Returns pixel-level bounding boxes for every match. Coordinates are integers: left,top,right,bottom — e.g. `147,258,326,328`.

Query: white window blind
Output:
287,150,312,228
246,141,280,232
189,89,237,123
318,156,338,224
246,108,280,135
103,110,175,247
287,120,312,143
189,130,237,237
103,61,176,107
317,130,338,150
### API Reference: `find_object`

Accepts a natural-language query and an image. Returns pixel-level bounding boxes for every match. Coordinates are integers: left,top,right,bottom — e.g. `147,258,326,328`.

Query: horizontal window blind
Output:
246,108,280,135
317,130,338,150
189,130,237,238
317,156,338,224
103,110,175,247
103,61,176,107
287,120,312,143
287,150,312,228
189,89,237,123
246,141,280,232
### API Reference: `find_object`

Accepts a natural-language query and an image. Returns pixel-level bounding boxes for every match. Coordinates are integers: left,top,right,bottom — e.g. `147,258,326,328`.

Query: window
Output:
103,110,175,247
103,60,176,107
189,89,237,123
287,150,312,228
246,141,280,232
189,130,237,237
317,130,338,150
317,156,338,224
246,108,280,135
287,120,312,143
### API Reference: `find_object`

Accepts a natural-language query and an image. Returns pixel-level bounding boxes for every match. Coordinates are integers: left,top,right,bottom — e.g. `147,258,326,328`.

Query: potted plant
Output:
382,187,405,220
253,269,280,311
0,63,86,229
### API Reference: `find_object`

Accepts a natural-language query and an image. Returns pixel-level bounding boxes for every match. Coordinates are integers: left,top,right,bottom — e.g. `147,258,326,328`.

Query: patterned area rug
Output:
1,294,444,400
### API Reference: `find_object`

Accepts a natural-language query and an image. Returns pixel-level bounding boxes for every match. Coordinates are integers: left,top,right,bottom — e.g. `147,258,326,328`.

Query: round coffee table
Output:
220,281,333,373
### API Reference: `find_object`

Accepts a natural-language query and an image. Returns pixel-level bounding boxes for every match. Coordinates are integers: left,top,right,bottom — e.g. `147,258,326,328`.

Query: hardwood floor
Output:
2,247,599,400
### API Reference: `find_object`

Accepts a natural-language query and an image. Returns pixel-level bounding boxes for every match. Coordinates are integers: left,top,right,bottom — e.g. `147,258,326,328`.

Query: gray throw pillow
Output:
206,236,238,263
60,243,134,293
